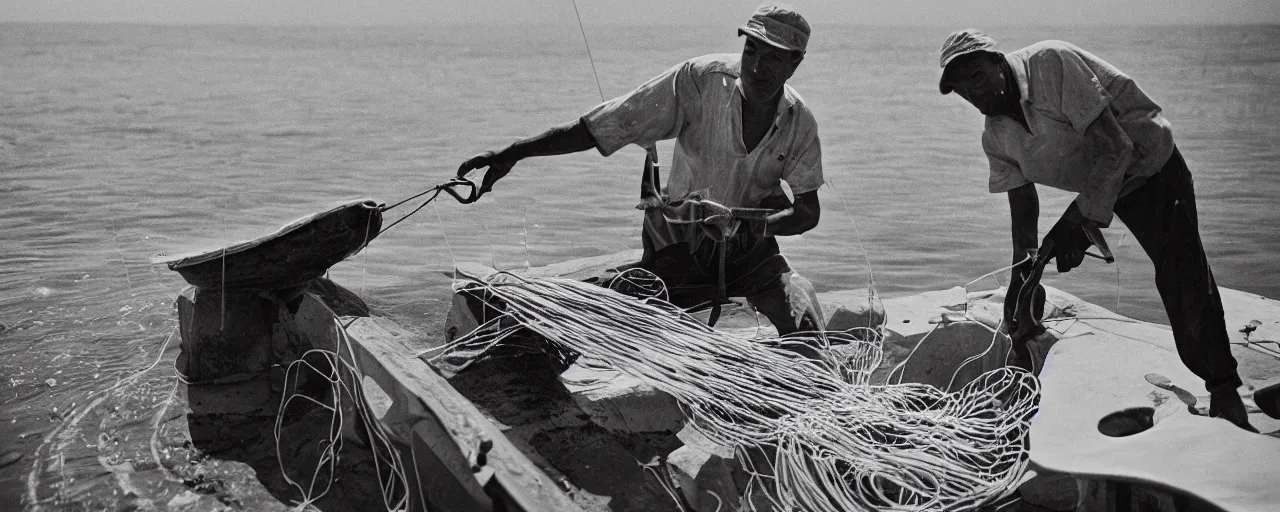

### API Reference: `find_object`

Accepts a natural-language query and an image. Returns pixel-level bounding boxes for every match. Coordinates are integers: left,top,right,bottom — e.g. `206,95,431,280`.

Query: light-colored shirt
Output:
583,53,824,248
983,40,1174,225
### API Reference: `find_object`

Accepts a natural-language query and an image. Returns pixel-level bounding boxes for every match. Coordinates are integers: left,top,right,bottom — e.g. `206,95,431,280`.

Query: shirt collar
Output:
1004,50,1032,105
733,77,798,114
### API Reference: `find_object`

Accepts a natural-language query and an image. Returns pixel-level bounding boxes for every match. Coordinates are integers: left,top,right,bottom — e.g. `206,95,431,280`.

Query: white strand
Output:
428,273,1039,511
273,319,408,511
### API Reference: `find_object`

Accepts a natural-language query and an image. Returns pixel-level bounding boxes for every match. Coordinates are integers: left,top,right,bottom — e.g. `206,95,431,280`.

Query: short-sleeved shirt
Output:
983,40,1174,225
583,53,824,249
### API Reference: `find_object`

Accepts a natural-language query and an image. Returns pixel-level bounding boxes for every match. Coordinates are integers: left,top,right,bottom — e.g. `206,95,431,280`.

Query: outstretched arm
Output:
499,118,598,160
457,119,599,195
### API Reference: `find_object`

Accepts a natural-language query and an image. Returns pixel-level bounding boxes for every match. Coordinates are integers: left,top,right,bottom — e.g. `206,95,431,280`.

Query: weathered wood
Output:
407,419,493,512
341,312,585,512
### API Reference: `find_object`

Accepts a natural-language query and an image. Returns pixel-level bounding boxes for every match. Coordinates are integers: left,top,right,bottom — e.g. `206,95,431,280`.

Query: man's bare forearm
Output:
498,119,598,161
766,190,820,237
1007,183,1039,263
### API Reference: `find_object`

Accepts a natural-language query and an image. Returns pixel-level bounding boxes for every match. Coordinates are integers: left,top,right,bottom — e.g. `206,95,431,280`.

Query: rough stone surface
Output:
1018,469,1079,511
823,298,887,338
666,425,745,512
559,360,685,434
176,286,278,384
889,320,1017,392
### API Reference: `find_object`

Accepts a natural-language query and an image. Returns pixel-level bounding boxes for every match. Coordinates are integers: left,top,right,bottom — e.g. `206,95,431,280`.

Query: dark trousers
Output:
637,210,814,335
1112,147,1242,394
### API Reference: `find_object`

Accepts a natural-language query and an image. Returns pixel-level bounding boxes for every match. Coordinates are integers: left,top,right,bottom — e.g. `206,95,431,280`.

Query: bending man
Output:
457,5,825,335
938,29,1254,431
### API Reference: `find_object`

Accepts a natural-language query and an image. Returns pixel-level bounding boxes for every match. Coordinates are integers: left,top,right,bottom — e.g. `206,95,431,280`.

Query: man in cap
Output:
938,29,1254,431
455,5,825,335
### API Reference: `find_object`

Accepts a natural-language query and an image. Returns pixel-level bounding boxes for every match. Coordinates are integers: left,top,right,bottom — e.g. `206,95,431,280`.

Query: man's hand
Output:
1002,251,1039,335
1042,203,1096,273
635,193,666,210
457,151,517,197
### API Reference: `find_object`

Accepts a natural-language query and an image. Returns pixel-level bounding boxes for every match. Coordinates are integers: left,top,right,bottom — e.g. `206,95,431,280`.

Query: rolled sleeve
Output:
781,125,824,194
984,132,1030,193
582,61,692,157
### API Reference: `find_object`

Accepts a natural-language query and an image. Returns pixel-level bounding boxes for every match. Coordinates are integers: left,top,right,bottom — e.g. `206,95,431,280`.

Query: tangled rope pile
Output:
422,271,1040,511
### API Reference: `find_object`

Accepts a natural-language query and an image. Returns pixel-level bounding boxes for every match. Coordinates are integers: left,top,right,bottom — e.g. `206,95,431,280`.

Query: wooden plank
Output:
291,294,491,510
406,419,492,512
341,313,584,512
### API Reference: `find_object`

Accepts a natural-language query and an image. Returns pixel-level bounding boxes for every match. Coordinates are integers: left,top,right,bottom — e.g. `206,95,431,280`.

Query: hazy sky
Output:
5,0,1279,26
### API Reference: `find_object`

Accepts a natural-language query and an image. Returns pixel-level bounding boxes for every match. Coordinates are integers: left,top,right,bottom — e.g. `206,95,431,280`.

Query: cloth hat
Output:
737,5,810,54
938,28,997,94
938,28,996,68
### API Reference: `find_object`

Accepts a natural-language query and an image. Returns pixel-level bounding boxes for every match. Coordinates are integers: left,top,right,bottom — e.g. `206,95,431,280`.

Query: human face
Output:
740,37,802,106
944,52,1005,116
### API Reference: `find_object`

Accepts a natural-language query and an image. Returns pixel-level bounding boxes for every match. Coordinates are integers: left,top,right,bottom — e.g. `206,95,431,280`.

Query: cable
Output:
569,0,606,103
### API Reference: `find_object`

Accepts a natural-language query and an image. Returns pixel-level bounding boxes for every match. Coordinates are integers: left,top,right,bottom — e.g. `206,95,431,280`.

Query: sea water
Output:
1,22,1278,506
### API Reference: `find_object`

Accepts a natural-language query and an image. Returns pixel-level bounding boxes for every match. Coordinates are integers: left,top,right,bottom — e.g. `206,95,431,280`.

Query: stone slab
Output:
559,360,685,434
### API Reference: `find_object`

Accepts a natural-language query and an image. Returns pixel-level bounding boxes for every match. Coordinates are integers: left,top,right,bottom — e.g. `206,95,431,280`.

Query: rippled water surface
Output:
1,22,1278,507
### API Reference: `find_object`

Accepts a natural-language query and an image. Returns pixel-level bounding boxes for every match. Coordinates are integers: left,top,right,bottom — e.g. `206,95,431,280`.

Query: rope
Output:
273,318,408,511
569,0,606,103
377,177,481,236
424,272,1040,511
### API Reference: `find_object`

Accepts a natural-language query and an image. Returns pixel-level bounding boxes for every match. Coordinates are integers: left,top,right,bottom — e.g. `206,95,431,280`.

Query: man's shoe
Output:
1209,390,1259,433
1253,382,1280,419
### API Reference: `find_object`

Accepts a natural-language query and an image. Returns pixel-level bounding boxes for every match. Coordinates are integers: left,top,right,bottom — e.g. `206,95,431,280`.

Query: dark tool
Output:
1007,225,1115,371
1081,223,1115,263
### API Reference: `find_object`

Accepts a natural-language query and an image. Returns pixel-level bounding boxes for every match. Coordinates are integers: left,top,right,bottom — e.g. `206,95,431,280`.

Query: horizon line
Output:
4,20,1279,29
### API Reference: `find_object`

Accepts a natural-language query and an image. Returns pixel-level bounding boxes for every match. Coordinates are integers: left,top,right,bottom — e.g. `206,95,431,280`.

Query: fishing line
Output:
482,222,496,270
823,180,876,295
362,209,374,296
520,208,532,271
569,0,606,103
432,201,459,280
824,179,881,331
110,216,134,291
1114,232,1125,312
376,177,480,236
